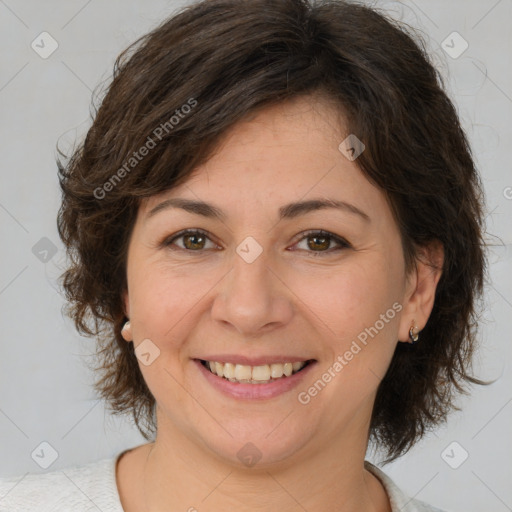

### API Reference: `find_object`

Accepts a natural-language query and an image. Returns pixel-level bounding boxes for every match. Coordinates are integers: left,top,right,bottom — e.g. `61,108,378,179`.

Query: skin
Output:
117,93,443,512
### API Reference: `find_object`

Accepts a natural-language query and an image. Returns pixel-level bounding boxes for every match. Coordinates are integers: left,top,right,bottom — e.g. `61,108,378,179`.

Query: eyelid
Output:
292,229,351,250
162,228,219,250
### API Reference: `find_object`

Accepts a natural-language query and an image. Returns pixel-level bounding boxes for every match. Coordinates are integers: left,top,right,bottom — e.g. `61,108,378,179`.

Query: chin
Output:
196,420,316,470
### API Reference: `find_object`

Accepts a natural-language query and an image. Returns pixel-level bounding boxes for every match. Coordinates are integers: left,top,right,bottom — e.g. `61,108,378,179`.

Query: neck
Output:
141,411,391,512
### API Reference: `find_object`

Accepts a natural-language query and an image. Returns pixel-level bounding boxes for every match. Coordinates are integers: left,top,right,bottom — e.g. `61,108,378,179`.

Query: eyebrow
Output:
147,197,371,223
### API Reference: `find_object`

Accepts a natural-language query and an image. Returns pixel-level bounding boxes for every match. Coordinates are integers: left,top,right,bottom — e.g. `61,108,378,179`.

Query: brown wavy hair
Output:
56,0,489,463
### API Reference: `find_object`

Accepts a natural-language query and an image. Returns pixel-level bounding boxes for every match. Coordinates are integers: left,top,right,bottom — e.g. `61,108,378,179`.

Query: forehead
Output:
141,95,383,220
202,95,345,167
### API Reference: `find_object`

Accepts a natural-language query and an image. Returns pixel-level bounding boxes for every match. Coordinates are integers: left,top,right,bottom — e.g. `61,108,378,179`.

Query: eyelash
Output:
162,228,351,256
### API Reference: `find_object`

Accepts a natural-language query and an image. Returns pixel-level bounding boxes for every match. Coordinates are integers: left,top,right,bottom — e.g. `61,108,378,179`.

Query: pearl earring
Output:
121,320,132,342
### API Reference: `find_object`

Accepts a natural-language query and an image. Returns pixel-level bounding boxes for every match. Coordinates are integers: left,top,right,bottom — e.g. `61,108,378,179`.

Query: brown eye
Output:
182,232,206,250
163,229,350,255
293,230,351,255
307,234,330,251
164,229,217,251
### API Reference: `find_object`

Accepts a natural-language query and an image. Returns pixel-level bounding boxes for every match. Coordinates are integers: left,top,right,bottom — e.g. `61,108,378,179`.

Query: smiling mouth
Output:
199,359,315,384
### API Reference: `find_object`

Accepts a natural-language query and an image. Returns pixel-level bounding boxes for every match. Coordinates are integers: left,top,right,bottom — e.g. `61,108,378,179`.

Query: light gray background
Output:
0,1,511,511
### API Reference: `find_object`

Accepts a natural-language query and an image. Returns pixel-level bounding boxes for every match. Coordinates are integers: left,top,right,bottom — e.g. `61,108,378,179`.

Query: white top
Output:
0,450,448,511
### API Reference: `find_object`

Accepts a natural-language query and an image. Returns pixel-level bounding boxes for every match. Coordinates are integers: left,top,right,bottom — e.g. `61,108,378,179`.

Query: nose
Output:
210,244,294,336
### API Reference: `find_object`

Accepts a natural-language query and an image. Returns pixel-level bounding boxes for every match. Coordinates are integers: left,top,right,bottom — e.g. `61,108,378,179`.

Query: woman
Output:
0,0,488,510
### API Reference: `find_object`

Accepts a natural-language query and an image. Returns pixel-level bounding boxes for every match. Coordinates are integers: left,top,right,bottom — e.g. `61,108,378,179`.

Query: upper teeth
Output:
205,361,307,382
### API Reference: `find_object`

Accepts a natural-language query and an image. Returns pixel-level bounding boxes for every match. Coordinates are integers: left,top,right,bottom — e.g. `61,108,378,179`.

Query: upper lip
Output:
195,355,316,366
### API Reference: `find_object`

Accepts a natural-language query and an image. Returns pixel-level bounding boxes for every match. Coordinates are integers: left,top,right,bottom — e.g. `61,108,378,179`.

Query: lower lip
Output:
193,359,317,400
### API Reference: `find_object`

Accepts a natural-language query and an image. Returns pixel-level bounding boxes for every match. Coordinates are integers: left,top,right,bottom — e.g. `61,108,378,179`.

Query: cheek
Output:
127,267,195,395
128,237,404,348
295,258,400,339
297,257,402,390
128,259,221,349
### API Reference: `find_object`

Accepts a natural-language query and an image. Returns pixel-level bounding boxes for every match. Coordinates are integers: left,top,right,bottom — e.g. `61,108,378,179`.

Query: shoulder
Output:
0,455,124,512
364,461,451,512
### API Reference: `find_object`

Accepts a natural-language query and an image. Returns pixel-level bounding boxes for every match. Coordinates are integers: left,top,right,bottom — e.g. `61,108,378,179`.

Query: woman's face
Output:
123,94,422,467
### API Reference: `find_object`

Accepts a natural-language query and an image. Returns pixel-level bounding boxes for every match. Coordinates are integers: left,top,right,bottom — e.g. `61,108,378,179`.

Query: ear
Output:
122,288,130,318
398,240,444,342
120,289,133,342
